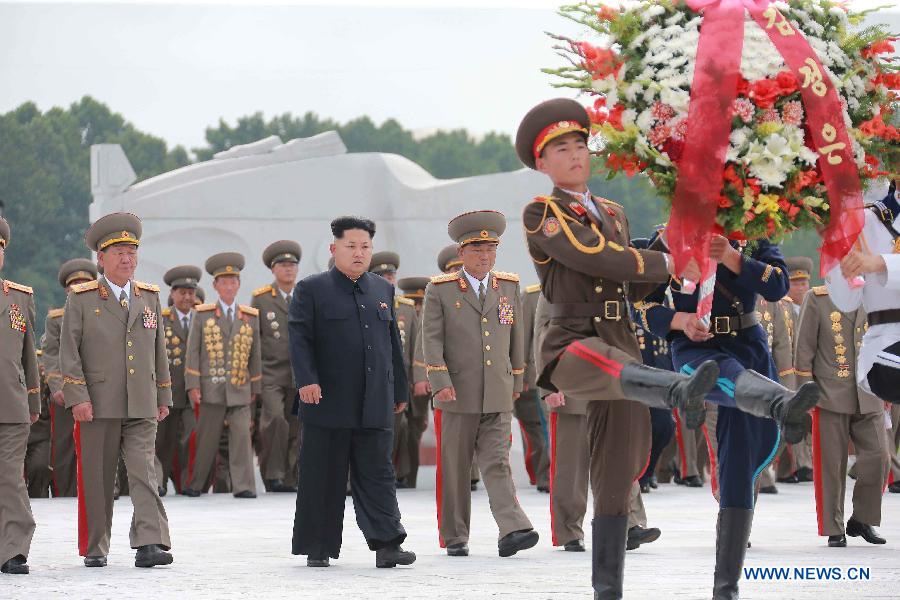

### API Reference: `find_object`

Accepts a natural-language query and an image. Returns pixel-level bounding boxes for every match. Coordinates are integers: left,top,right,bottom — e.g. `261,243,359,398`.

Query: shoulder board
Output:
781,296,793,304
430,272,460,285
48,308,65,319
493,271,520,283
72,280,100,294
162,308,172,317
597,197,623,209
252,285,274,298
5,280,33,294
525,284,541,294
133,281,160,293
532,195,554,203
195,303,217,312
396,297,415,307
813,286,828,296
239,304,259,317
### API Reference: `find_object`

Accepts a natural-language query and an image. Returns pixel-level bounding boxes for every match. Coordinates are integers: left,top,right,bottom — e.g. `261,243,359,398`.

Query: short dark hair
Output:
331,216,376,239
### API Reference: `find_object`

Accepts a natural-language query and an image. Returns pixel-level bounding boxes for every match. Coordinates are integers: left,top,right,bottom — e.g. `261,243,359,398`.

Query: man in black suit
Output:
289,216,415,569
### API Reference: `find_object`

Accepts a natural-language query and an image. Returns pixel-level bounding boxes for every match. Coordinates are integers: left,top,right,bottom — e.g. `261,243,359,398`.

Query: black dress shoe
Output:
181,488,201,497
375,545,416,568
640,481,651,494
307,557,330,567
84,556,107,568
888,481,900,494
796,467,814,482
264,479,297,493
470,480,478,491
563,539,586,552
395,480,409,489
828,534,847,547
846,518,886,544
498,529,539,557
158,481,167,497
777,473,800,484
1,555,29,574
649,475,658,489
626,526,661,550
758,485,778,494
135,544,173,568
536,485,550,493
233,490,257,499
681,475,703,488
446,543,469,557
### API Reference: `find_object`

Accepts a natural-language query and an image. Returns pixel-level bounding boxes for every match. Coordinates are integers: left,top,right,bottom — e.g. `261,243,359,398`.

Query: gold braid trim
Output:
185,367,201,376
761,264,774,283
27,387,40,394
250,374,262,382
629,247,645,275
795,369,812,377
156,381,172,389
426,364,449,373
64,376,86,385
778,368,796,377
511,368,525,376
47,372,63,380
523,198,551,234
413,360,428,368
544,199,606,254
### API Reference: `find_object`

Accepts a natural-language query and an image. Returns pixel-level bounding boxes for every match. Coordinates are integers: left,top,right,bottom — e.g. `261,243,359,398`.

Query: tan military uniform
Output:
401,276,430,488
795,286,888,536
424,268,531,546
185,302,262,495
517,284,549,489
392,295,419,481
43,307,78,496
0,278,40,567
61,276,173,557
252,283,299,487
26,349,52,498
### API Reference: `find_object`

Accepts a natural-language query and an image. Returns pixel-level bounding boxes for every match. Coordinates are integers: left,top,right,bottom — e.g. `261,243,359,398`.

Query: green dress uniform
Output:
59,213,173,565
423,211,537,556
517,283,550,490
795,286,889,543
0,217,41,575
398,276,430,488
252,241,301,492
154,265,202,495
25,348,52,498
184,252,262,498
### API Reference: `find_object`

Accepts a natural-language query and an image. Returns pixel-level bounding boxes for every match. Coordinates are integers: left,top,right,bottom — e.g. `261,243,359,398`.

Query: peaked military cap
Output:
86,212,142,252
58,258,98,288
515,98,590,169
205,252,245,278
448,210,506,247
398,276,429,299
437,244,462,273
786,257,814,281
370,251,400,275
263,240,301,268
164,265,202,289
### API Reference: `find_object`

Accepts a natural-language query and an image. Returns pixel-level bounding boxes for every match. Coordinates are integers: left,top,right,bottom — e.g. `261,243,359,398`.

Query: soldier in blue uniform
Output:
636,233,819,600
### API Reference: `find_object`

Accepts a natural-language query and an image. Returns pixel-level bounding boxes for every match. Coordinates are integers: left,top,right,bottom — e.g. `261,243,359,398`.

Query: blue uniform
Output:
636,239,788,509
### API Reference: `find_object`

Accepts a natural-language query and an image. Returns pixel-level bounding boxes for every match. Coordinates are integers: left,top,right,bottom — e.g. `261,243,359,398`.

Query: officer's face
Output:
460,242,497,279
272,261,299,286
214,275,240,304
789,278,810,304
536,133,591,188
171,287,197,313
330,229,373,280
379,271,398,285
99,244,138,285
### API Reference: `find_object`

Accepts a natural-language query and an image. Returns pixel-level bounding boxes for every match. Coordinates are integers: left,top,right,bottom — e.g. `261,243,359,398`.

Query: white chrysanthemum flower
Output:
624,83,642,103
636,109,655,133
621,109,637,129
730,127,752,151
660,88,690,112
664,11,684,26
635,135,653,160
641,4,665,22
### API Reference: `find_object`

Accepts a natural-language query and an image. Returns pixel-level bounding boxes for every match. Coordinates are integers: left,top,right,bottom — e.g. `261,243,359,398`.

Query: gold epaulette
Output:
239,304,259,317
162,308,172,317
781,296,794,303
493,271,519,283
72,280,100,294
48,308,65,319
252,285,274,298
813,286,828,296
195,303,217,312
430,272,460,285
525,284,541,294
598,197,623,209
134,280,160,293
396,297,415,307
4,280,33,294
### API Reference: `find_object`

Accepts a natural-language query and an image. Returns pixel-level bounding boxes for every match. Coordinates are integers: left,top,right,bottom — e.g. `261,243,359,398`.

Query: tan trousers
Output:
627,481,647,529
0,424,34,564
549,411,589,546
673,408,701,479
258,384,299,486
812,407,888,536
392,410,410,482
435,410,533,547
74,418,170,557
26,418,52,498
50,401,77,497
189,403,255,495
515,389,550,488
404,394,431,487
154,405,196,493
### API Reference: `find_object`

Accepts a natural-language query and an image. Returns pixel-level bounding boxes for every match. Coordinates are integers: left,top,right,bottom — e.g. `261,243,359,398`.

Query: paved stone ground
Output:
9,461,900,599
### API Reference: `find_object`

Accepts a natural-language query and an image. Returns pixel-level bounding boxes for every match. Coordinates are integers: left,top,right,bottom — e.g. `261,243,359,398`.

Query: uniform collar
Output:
330,266,369,294
175,308,192,322
218,299,237,315
105,277,130,301
462,268,490,291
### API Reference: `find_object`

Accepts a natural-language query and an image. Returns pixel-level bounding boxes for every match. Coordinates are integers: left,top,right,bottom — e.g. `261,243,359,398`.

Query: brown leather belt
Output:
549,301,626,322
868,309,900,327
710,313,759,336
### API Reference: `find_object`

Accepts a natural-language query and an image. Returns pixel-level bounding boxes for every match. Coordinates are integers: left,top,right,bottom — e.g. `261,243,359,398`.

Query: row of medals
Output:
831,312,866,379
165,328,183,366
205,318,253,385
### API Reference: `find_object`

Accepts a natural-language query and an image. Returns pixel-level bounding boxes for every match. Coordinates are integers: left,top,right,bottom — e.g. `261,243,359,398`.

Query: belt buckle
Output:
713,316,731,335
604,301,621,322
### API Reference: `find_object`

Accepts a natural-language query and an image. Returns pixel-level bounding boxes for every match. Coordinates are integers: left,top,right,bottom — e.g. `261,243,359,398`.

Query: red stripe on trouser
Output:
74,422,89,556
565,342,624,378
673,409,689,478
549,412,558,546
520,421,536,485
811,407,825,536
701,423,718,500
49,401,58,497
187,403,200,485
635,450,651,484
434,408,445,548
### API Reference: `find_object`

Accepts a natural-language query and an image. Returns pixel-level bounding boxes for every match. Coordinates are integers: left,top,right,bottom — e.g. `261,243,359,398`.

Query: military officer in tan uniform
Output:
795,285,889,547
519,282,550,492
0,217,40,575
183,252,262,499
369,252,419,486
252,240,301,493
155,265,201,495
423,210,538,558
398,276,430,488
25,348,52,498
60,212,173,568
44,258,97,497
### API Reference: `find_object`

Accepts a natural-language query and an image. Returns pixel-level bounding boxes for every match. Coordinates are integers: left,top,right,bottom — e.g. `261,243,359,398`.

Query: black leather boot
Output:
732,370,819,444
712,508,753,600
592,515,628,600
619,360,718,429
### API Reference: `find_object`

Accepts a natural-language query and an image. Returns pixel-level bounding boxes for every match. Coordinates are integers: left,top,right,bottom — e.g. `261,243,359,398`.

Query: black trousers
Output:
869,344,900,404
292,422,406,558
640,407,675,485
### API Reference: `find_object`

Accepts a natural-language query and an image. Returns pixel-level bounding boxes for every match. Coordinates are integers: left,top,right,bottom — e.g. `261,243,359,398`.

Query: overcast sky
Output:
1,0,896,154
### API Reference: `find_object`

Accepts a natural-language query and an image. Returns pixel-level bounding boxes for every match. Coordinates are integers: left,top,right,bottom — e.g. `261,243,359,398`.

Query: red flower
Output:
578,42,622,80
789,169,819,194
607,103,626,131
728,230,748,242
746,178,762,195
597,5,619,21
862,39,896,59
859,114,887,137
648,123,671,147
718,195,734,208
587,97,608,125
662,138,685,163
766,217,776,236
736,76,751,97
749,79,781,109
776,71,798,96
606,153,644,177
723,164,744,194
